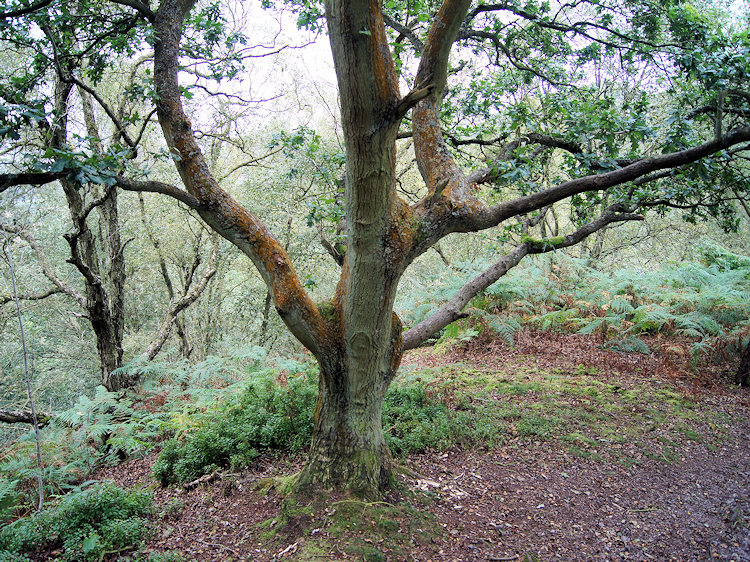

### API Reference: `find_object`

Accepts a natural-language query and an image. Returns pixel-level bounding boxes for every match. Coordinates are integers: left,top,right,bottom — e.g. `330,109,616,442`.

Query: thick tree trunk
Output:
737,341,750,387
298,356,395,497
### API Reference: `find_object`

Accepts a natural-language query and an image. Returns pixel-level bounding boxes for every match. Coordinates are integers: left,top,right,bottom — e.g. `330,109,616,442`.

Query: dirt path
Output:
413,424,750,561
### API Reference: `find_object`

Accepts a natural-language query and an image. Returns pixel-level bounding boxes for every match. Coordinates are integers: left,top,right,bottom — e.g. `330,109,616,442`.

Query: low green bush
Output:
153,369,318,485
384,383,505,456
383,384,457,456
0,482,152,561
153,366,511,486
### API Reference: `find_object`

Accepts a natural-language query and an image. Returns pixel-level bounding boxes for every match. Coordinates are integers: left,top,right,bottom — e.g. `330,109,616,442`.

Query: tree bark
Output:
737,341,750,387
297,353,396,497
0,409,52,426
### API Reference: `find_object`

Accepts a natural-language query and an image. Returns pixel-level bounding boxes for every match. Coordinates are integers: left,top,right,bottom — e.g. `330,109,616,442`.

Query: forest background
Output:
0,0,749,558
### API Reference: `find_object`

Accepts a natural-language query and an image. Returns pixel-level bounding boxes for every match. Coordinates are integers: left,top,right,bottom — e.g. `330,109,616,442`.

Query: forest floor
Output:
98,331,750,561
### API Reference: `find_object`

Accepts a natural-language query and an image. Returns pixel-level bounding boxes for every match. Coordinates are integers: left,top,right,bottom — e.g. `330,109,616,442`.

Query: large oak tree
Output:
1,0,749,495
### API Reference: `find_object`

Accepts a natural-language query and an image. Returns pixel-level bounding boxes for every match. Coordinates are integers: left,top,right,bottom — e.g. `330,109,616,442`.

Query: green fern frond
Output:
610,296,635,314
577,317,609,335
0,477,19,521
603,336,651,354
487,315,522,346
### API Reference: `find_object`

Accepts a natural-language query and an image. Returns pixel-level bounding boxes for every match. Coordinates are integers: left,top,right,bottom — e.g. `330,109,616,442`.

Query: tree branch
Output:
0,171,67,193
115,176,202,209
144,234,218,360
108,0,155,20
0,408,52,426
153,0,325,355
0,0,53,19
382,13,424,52
64,77,137,150
470,126,750,231
0,286,62,306
402,205,644,349
412,0,473,200
0,223,86,308
396,83,435,119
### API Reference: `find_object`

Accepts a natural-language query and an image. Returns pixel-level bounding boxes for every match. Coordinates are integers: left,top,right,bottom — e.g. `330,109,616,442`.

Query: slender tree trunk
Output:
259,291,272,343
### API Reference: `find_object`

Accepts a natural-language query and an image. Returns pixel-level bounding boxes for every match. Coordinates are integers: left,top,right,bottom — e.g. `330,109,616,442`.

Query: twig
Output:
195,538,238,556
183,471,221,491
628,506,659,513
487,555,519,561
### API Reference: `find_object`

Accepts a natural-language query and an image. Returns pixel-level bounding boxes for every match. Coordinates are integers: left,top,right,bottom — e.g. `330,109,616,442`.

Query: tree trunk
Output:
737,341,750,387
298,355,396,497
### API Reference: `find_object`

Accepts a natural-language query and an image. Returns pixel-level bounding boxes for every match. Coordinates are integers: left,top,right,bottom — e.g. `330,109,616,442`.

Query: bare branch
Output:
0,172,66,193
0,223,86,307
470,126,750,231
144,234,218,360
382,13,424,52
66,78,138,150
396,83,435,119
115,176,202,209
0,286,62,306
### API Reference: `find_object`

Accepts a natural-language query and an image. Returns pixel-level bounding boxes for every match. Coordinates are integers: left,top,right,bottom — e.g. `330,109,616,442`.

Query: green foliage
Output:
153,366,318,485
152,358,513,485
484,314,523,346
0,478,20,523
0,482,152,561
0,386,167,510
384,380,505,456
405,250,750,367
29,146,128,187
383,384,457,456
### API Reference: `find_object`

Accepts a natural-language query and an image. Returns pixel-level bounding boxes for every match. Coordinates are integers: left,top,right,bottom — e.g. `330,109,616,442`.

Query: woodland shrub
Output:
0,482,152,561
383,382,505,455
153,367,318,485
0,386,168,512
153,367,505,485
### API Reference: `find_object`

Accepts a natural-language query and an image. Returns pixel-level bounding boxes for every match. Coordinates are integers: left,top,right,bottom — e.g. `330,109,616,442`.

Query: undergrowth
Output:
0,482,152,561
0,247,745,547
153,365,318,486
400,246,750,366
152,365,509,485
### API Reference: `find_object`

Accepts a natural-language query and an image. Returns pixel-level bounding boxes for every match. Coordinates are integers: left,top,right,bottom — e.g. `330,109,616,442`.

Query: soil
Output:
96,331,749,561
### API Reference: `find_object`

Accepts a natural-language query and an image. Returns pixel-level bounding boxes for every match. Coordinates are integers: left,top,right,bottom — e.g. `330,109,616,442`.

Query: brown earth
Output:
97,331,749,561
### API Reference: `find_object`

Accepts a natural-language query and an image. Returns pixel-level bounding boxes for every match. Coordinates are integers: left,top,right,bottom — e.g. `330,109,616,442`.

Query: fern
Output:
603,336,651,354
609,296,635,314
0,478,19,522
536,307,584,332
631,304,676,333
486,315,522,346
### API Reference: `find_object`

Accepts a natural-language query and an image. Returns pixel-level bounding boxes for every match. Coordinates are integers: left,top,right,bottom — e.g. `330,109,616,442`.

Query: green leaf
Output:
82,533,100,553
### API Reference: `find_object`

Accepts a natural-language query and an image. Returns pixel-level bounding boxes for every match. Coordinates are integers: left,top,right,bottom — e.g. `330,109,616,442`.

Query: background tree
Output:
0,0,748,497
